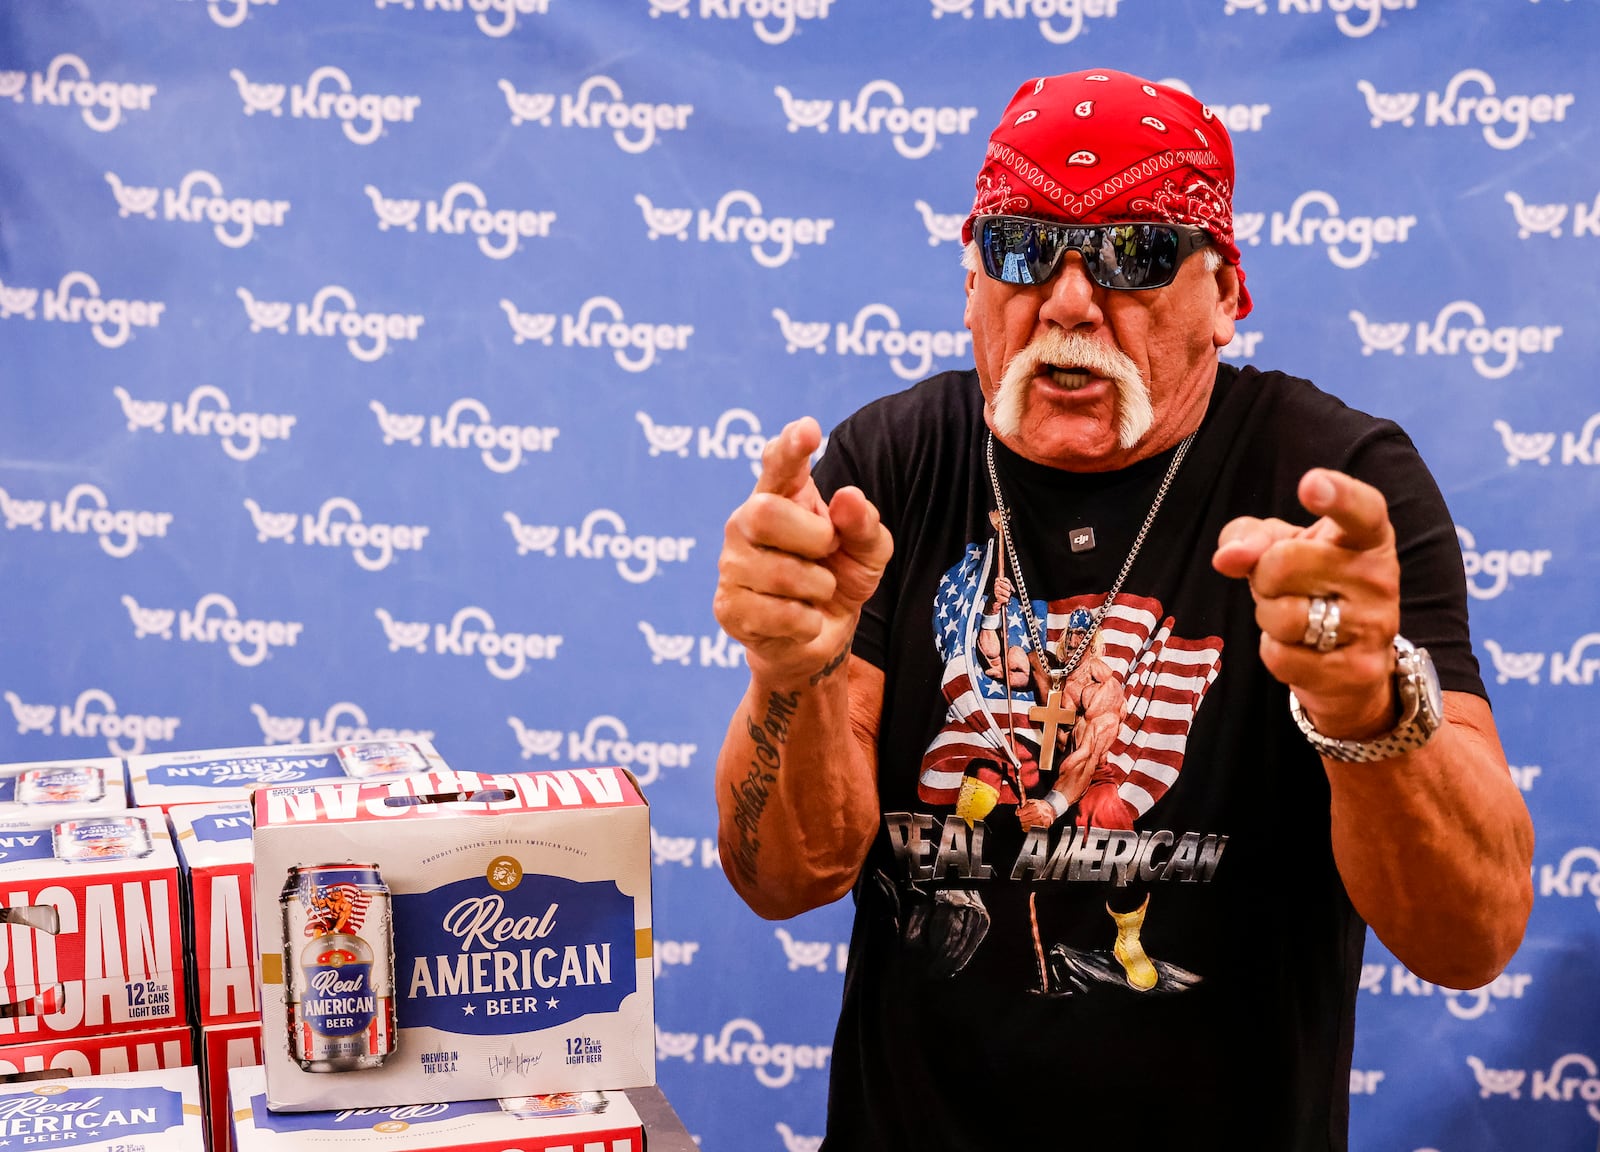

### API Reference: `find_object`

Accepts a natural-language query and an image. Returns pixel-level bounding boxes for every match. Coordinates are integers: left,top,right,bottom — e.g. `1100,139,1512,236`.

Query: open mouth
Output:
1040,365,1097,390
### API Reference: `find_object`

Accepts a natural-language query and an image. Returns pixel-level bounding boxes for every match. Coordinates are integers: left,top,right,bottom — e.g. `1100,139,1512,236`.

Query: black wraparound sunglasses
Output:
975,214,1213,291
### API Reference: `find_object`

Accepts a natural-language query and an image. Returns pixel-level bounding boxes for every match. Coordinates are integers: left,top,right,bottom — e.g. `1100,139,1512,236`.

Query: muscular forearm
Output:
1325,692,1534,989
715,655,882,920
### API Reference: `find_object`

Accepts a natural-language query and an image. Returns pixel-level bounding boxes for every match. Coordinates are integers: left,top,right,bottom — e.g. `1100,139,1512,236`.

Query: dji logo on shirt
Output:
1071,526,1095,553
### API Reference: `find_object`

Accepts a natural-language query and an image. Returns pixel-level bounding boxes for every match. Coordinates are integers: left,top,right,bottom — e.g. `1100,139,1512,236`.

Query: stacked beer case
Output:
231,763,655,1151
0,757,205,1146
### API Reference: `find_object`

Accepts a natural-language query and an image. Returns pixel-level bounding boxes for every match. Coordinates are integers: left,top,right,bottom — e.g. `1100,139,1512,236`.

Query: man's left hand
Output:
1212,468,1401,742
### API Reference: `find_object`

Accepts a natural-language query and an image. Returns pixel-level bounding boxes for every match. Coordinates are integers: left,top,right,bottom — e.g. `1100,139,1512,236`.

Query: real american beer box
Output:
0,758,128,818
0,807,186,1043
0,1065,205,1149
127,740,449,809
170,800,261,1026
229,1064,645,1152
252,766,654,1111
204,1020,264,1152
0,1021,192,1079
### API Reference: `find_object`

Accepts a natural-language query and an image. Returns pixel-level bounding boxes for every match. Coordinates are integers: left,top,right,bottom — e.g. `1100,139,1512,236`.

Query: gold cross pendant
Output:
1028,678,1077,778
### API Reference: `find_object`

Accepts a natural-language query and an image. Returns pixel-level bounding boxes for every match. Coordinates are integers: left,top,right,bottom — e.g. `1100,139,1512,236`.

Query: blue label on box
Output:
248,1093,500,1133
394,874,636,1036
190,810,253,843
0,1084,184,1141
146,756,341,789
0,829,58,863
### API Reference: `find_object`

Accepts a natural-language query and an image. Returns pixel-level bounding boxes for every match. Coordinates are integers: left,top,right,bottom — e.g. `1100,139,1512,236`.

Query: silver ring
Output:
1316,599,1341,653
1303,596,1341,652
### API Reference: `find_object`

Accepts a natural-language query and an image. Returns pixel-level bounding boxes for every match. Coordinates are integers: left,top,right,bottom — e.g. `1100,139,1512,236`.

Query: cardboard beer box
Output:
0,1022,191,1079
0,808,186,1043
203,1021,263,1152
0,758,128,818
252,767,653,1111
170,800,261,1025
229,1064,644,1152
127,740,448,810
0,1065,205,1150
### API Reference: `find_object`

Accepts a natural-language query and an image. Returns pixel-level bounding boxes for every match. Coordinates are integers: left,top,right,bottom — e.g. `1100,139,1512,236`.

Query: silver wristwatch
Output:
1289,635,1443,763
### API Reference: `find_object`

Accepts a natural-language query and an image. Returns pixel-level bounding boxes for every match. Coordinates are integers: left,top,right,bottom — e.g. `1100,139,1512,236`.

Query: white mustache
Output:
991,330,1153,449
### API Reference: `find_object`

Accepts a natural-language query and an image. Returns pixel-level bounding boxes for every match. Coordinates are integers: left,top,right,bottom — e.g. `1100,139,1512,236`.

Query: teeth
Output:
1047,367,1090,388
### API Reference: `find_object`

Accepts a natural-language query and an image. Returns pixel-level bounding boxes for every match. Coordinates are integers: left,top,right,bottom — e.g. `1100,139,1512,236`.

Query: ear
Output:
1211,261,1240,349
962,267,978,331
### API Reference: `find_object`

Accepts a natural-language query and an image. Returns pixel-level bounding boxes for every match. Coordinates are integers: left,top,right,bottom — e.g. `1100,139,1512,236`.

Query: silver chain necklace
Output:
984,429,1194,686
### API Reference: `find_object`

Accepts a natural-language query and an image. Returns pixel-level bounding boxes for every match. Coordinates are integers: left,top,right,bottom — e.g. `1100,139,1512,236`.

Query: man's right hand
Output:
713,416,893,687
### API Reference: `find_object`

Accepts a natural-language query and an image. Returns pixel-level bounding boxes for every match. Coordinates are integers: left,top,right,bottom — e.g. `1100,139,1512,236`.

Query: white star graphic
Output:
546,997,559,1009
462,1003,476,1015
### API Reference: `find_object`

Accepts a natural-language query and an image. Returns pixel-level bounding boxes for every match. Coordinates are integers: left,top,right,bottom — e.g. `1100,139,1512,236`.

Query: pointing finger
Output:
1299,469,1394,553
753,417,823,499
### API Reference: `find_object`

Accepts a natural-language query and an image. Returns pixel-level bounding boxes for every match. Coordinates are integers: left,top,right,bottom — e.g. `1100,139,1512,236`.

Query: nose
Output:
1037,252,1104,330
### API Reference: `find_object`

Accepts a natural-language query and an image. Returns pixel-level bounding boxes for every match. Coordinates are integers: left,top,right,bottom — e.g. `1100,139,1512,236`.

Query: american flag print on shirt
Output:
918,539,1223,820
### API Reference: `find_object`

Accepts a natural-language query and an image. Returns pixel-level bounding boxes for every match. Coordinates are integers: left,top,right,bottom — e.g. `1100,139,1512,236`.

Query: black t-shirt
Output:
809,365,1481,1152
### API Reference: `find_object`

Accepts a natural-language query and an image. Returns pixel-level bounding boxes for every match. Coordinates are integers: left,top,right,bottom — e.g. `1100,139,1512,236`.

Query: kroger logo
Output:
636,408,827,479
499,296,692,372
498,75,692,153
928,0,1122,45
1504,189,1600,240
104,170,290,248
364,181,555,259
774,81,978,159
634,190,833,268
238,285,423,362
1455,525,1551,600
1347,303,1560,379
1482,634,1600,687
680,1018,830,1089
1223,0,1412,39
913,200,964,246
0,482,172,558
1493,413,1600,468
229,66,421,145
506,714,696,787
503,508,695,584
251,700,436,746
122,592,303,668
113,384,297,462
1260,191,1415,269
1539,846,1600,912
1358,962,1533,1021
243,496,430,572
0,272,165,348
1357,69,1575,150
374,0,552,38
1467,1051,1600,1123
774,304,972,382
651,826,721,870
0,54,156,131
3,688,181,757
1219,330,1264,362
182,0,278,29
639,622,749,669
370,398,558,473
649,0,834,43
774,927,846,974
1154,77,1271,134
375,606,563,680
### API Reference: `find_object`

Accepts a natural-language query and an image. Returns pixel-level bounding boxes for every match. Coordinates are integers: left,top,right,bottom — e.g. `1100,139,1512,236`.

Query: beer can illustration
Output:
281,864,397,1072
18,765,105,806
52,816,153,861
499,1091,610,1119
336,741,429,780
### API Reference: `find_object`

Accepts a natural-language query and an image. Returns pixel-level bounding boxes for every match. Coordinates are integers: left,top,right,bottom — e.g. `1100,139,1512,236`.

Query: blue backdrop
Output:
2,1,1597,1148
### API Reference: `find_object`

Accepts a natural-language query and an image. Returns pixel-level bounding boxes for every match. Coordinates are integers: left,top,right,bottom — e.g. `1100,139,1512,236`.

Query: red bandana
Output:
962,68,1252,318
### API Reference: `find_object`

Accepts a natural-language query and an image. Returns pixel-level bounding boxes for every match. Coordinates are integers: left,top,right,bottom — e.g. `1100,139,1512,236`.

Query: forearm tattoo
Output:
808,645,849,686
729,689,799,887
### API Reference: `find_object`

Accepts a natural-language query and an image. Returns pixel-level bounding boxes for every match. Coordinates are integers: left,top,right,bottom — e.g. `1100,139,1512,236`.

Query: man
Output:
713,68,1533,1149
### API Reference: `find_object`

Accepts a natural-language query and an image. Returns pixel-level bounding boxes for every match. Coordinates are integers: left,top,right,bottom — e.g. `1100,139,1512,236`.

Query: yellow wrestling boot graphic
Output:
1109,895,1158,991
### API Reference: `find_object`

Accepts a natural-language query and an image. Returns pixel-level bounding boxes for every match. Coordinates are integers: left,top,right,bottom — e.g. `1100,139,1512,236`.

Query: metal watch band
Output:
1289,636,1441,763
